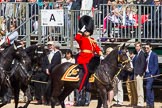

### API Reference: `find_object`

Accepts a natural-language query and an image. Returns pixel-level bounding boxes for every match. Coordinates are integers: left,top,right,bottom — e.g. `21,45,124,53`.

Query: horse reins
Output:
93,73,108,85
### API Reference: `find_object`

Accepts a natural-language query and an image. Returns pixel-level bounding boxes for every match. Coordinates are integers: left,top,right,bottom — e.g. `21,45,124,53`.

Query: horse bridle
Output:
94,47,131,86
35,48,44,54
114,47,130,78
117,47,130,69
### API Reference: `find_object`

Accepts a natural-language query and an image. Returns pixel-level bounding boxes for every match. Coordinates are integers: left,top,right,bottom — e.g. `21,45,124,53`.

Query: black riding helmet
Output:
79,15,94,36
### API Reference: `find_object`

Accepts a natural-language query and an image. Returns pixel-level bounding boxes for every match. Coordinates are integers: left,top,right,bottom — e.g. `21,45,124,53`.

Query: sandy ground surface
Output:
2,100,162,108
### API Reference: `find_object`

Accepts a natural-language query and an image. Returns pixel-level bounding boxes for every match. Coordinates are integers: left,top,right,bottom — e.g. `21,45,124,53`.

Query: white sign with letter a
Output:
41,9,64,26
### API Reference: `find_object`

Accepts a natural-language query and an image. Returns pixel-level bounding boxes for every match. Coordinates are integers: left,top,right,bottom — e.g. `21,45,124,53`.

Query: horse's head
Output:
117,43,133,72
25,44,46,59
12,40,27,59
34,44,46,58
25,44,47,67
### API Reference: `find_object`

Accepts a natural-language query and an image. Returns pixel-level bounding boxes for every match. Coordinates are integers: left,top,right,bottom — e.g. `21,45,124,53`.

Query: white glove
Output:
80,25,86,33
100,55,104,60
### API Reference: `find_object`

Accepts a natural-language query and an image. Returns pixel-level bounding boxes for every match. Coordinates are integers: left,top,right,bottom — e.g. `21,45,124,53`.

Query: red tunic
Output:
75,33,101,64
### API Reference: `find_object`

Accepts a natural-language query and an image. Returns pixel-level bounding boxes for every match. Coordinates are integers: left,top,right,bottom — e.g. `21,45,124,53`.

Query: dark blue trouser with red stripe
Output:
78,64,89,92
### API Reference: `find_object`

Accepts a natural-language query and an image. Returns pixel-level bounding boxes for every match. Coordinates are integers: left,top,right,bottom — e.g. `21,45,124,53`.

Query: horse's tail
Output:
44,78,52,104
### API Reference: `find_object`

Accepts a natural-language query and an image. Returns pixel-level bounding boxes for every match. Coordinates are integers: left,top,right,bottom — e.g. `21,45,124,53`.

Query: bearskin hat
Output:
79,15,94,36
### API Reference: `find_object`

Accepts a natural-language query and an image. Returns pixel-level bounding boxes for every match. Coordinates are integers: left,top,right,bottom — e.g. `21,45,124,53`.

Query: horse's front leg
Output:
58,87,74,108
13,87,20,108
96,96,102,108
0,85,12,107
19,86,32,108
0,95,8,107
0,89,11,107
51,96,57,108
99,88,108,108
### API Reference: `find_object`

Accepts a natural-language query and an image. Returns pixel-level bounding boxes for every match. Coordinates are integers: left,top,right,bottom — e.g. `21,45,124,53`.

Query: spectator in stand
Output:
143,0,162,39
134,42,146,108
102,1,122,36
93,0,108,9
61,49,75,106
65,0,75,36
103,1,138,34
0,16,6,37
93,0,108,25
124,6,138,26
136,0,154,15
126,50,137,107
70,0,82,34
4,0,15,18
0,1,5,16
0,23,18,47
28,0,39,34
15,0,27,35
144,42,159,108
71,0,81,10
80,0,93,17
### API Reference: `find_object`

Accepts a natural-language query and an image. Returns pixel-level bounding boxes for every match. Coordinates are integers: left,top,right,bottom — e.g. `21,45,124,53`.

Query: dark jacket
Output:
147,51,159,75
149,5,162,25
93,0,108,8
29,3,39,20
42,50,61,73
134,50,146,76
71,0,82,10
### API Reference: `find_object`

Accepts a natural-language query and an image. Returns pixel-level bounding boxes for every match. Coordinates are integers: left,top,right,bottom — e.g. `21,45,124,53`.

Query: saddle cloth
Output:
61,64,95,82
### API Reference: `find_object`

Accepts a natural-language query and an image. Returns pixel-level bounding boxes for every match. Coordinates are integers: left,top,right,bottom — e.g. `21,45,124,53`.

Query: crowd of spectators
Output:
102,0,161,40
0,0,161,43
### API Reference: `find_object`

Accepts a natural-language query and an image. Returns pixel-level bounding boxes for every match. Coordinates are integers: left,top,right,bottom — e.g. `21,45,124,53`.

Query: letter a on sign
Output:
50,14,56,21
41,10,64,26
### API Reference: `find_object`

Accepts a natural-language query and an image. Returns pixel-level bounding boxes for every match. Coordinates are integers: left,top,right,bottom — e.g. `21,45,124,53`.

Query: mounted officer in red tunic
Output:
75,15,104,92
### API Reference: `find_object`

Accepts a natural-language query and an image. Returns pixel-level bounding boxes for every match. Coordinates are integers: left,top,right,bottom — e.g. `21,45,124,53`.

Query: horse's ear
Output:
13,43,17,50
126,43,130,47
36,43,44,48
120,43,126,49
125,43,130,49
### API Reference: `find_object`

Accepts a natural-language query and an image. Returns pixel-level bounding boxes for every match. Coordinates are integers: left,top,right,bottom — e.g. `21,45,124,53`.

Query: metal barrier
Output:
0,2,162,47
0,2,70,46
99,4,162,43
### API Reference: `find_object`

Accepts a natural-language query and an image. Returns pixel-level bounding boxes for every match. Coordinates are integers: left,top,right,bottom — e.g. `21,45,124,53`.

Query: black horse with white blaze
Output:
0,41,26,107
10,44,46,108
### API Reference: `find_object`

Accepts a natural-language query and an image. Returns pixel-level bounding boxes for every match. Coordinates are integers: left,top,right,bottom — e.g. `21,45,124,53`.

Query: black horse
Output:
50,43,133,108
0,41,26,107
10,44,46,108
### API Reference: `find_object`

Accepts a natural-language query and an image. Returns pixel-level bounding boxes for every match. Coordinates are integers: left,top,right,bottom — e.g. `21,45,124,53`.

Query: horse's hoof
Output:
85,102,89,106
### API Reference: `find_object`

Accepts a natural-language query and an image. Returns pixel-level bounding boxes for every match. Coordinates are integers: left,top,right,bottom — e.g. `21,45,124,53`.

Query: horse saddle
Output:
61,64,95,82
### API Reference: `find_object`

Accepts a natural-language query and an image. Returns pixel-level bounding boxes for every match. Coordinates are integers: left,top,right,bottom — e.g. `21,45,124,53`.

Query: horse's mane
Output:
0,45,14,59
25,44,38,55
94,46,121,87
88,55,100,73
